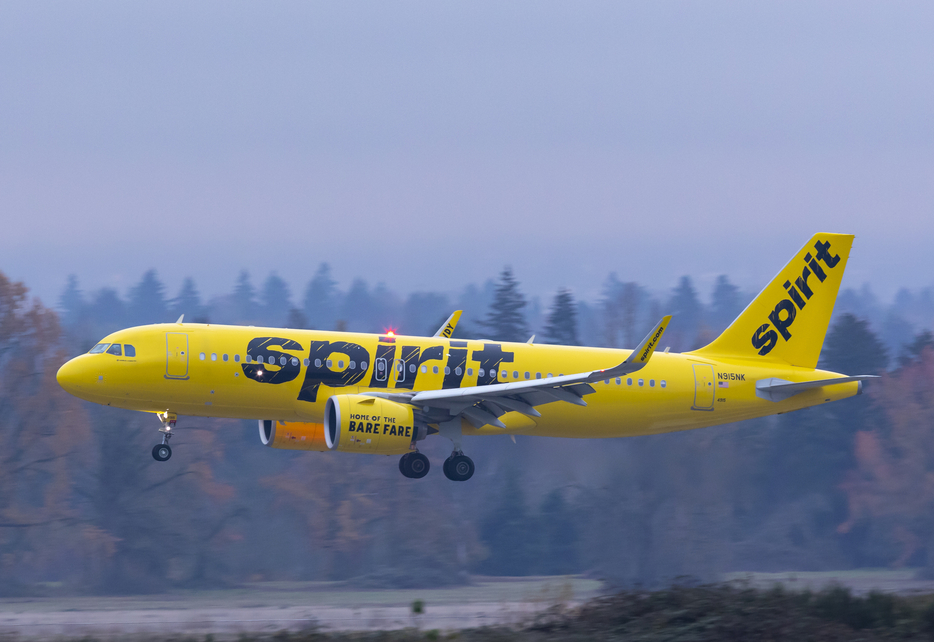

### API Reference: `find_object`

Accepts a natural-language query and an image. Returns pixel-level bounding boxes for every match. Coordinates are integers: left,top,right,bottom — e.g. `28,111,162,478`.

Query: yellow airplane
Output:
57,233,874,481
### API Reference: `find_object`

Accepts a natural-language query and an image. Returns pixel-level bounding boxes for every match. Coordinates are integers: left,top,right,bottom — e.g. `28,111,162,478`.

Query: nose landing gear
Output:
442,452,475,481
152,411,176,462
399,451,430,479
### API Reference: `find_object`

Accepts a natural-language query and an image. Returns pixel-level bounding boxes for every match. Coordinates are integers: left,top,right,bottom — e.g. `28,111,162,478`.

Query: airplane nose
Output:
57,357,84,395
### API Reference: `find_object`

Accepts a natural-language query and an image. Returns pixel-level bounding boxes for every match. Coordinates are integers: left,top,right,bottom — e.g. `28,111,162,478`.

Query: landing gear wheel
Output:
399,453,413,477
401,452,430,479
443,454,474,481
152,443,172,462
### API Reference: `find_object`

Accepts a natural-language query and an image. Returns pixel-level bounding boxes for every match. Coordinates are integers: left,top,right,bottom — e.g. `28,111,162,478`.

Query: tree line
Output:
1,264,934,594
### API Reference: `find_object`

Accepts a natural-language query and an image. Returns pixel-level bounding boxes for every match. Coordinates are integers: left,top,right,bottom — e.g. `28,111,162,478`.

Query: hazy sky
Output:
2,1,933,309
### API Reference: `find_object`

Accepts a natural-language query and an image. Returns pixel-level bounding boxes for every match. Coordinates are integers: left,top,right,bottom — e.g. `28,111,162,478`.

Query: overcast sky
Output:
1,1,932,309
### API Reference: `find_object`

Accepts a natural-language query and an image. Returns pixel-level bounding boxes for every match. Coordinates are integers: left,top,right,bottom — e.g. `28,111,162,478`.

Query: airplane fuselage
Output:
57,322,859,439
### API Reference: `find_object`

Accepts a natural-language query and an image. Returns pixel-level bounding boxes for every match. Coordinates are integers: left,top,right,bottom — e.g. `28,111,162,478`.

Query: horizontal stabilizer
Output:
755,375,878,402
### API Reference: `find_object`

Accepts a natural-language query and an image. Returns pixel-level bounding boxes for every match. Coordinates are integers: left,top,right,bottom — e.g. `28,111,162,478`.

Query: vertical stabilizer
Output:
689,234,854,368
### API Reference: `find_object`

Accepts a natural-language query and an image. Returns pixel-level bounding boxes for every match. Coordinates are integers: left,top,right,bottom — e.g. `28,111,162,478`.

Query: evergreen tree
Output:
126,270,168,326
543,289,579,345
303,263,338,331
170,278,205,323
667,276,702,350
261,273,292,327
821,314,889,375
479,267,529,342
709,275,742,333
59,275,85,328
476,468,538,575
233,271,257,323
536,488,580,574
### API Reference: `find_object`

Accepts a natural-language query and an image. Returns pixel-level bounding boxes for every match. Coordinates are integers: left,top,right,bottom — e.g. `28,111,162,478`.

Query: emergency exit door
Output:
165,332,189,379
692,363,715,411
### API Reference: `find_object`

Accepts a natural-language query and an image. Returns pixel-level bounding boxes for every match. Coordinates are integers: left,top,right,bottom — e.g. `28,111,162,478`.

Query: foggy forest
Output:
2,263,934,596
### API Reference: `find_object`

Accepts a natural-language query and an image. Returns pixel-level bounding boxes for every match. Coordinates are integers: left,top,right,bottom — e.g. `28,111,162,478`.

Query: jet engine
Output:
324,394,419,454
258,419,330,451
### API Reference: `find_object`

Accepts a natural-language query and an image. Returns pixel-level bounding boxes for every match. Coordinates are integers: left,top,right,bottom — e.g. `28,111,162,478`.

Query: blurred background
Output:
1,0,934,596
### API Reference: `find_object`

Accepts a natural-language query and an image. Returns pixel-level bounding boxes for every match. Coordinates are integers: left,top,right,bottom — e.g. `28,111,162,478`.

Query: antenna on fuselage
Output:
176,314,184,324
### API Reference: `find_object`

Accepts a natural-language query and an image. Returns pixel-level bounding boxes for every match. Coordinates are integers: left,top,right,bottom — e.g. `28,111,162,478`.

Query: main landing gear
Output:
443,452,475,482
399,451,430,479
397,451,475,481
152,411,176,462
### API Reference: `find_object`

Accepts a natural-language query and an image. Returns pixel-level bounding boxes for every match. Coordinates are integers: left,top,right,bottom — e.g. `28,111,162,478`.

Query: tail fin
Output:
690,233,854,368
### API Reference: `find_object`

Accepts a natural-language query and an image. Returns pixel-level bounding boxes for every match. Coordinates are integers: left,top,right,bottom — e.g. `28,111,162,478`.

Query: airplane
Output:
56,233,875,481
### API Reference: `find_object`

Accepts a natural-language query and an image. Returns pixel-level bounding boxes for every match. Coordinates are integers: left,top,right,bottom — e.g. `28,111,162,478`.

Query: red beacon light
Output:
385,329,396,337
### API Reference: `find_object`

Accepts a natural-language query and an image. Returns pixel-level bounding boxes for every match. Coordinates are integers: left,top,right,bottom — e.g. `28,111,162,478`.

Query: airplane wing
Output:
755,375,878,402
431,310,462,338
367,316,671,429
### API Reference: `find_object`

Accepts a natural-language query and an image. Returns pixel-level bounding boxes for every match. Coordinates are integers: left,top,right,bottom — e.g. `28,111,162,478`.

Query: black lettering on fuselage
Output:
443,341,468,389
471,344,515,386
243,337,303,384
297,340,370,403
395,345,444,390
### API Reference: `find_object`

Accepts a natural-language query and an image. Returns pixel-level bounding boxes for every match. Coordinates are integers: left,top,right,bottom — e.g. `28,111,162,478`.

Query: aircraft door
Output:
691,363,715,411
165,332,189,380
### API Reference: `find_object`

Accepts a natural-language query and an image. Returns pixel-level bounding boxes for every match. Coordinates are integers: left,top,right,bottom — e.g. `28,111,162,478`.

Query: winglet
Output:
432,310,462,338
597,315,671,379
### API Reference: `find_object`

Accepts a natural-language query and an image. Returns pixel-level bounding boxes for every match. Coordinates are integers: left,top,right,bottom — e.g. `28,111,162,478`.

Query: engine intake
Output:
324,394,417,454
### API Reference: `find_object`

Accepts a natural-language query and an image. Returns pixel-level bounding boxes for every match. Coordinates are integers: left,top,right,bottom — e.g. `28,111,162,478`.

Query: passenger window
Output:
199,352,206,360
211,353,217,361
361,361,367,370
421,365,427,373
349,360,356,369
444,367,450,375
89,343,109,354
234,354,241,363
303,358,309,366
650,379,655,387
525,372,530,379
627,378,632,385
315,359,322,368
124,344,136,357
638,379,644,387
548,373,553,378
513,371,519,379
661,380,667,388
479,368,485,377
536,373,541,379
292,357,299,366
281,356,287,366
107,344,122,356
467,368,473,376
326,359,332,368
257,355,265,364
338,360,344,368
409,364,416,373
222,354,228,362
245,355,252,363
604,379,609,385
616,377,621,385
455,367,462,375
432,366,438,374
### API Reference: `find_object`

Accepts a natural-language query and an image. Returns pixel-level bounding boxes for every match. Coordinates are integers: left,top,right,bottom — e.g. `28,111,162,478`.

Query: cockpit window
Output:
106,344,122,356
89,343,110,354
124,344,136,357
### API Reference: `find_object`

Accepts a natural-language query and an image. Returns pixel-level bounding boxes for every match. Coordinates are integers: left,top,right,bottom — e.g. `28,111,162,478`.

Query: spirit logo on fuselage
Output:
751,240,840,356
243,336,516,402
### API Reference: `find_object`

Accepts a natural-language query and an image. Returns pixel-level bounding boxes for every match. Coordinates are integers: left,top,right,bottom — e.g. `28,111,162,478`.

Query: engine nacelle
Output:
324,394,417,454
258,419,330,451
